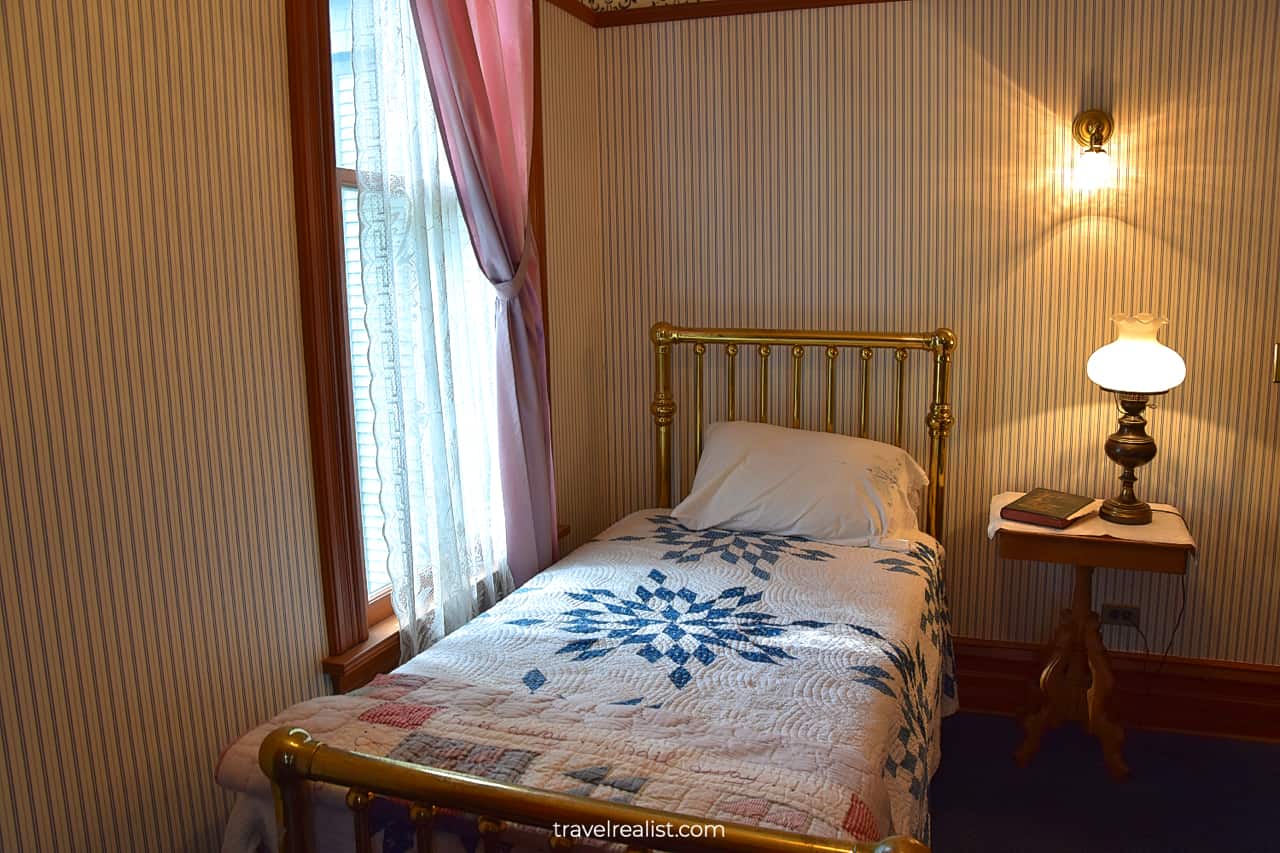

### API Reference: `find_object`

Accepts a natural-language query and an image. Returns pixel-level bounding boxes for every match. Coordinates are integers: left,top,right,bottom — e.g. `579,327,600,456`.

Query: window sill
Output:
324,528,568,694
322,613,400,694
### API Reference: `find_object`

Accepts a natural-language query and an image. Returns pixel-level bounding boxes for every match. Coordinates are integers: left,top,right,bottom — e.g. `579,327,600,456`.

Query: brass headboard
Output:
649,323,957,540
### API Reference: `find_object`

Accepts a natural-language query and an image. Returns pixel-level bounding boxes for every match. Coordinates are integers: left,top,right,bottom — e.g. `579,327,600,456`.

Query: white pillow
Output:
671,421,928,546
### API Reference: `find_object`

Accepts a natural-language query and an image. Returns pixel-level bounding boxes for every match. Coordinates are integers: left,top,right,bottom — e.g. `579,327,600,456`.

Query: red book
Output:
1000,489,1094,529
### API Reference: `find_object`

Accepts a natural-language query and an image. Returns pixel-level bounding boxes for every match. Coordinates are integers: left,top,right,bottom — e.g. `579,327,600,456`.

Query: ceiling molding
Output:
545,0,905,29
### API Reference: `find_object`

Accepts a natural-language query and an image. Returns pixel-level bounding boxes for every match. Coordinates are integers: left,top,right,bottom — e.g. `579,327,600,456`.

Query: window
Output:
285,0,539,687
327,0,506,650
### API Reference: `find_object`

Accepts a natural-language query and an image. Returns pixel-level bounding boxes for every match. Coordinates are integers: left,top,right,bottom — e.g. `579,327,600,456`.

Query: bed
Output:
216,322,958,853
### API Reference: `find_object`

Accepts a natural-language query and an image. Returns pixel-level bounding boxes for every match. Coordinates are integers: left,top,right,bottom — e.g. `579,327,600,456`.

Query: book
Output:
1000,488,1095,529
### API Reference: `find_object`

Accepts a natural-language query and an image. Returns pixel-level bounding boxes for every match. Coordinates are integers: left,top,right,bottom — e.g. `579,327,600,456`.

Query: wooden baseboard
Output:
954,637,1280,742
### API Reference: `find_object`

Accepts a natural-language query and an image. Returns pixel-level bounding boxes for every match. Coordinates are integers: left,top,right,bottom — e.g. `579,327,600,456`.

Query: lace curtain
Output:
350,0,509,659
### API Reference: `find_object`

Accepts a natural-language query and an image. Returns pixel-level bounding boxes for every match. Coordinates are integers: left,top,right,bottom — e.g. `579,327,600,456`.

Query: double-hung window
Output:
325,0,507,662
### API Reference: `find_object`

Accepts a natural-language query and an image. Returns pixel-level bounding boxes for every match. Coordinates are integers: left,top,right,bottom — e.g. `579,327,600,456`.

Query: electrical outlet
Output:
1101,603,1141,628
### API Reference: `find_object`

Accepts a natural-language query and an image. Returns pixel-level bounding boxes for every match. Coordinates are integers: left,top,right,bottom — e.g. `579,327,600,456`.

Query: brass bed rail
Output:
649,324,957,540
260,727,929,853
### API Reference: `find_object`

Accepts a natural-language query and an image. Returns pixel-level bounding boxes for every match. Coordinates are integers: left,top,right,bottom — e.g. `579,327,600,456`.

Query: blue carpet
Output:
930,713,1280,853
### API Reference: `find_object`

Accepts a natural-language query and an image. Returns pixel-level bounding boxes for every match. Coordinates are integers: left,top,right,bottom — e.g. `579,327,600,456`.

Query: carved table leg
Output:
1083,611,1129,779
1017,565,1128,775
1015,614,1074,766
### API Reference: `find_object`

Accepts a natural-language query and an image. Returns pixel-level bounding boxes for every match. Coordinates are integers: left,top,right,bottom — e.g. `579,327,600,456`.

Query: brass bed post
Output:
478,817,507,852
410,804,437,852
694,343,706,464
757,345,771,422
726,344,738,421
346,789,373,853
925,328,957,539
858,348,873,438
260,728,321,853
824,347,838,432
651,323,677,508
894,348,908,447
790,345,804,428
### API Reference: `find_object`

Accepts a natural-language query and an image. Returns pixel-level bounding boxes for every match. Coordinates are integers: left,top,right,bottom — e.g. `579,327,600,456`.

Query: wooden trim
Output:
954,637,1280,742
323,614,401,694
284,0,370,656
337,166,358,188
997,528,1191,575
594,0,902,28
367,590,394,626
540,0,904,30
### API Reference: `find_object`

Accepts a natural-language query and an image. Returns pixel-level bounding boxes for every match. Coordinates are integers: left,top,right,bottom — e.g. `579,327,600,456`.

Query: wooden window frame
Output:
283,0,409,690
284,0,371,665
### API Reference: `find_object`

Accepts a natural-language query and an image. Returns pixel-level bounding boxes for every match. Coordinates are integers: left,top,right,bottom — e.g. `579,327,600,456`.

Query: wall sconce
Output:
1072,109,1116,192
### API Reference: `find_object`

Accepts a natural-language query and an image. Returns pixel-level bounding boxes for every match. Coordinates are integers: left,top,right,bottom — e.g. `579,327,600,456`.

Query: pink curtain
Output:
409,0,557,587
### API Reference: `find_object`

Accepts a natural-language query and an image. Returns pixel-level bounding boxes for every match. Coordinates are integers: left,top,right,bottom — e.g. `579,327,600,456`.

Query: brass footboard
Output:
260,727,930,853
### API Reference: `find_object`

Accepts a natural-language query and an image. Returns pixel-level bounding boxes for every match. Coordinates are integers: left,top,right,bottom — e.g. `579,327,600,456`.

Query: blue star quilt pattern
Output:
216,511,957,850
607,514,836,580
872,540,957,704
507,568,847,688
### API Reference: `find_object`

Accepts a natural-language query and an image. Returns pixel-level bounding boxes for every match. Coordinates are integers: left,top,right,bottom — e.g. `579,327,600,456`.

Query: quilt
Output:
216,511,957,851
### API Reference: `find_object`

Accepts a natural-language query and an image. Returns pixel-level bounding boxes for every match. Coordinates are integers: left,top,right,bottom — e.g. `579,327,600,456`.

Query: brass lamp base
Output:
1099,392,1159,526
1100,495,1152,525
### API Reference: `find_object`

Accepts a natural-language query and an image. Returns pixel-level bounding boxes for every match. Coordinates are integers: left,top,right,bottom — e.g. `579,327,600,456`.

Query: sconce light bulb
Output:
1074,147,1116,193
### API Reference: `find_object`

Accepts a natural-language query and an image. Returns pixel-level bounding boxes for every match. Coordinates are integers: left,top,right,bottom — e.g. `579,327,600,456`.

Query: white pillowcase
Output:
671,421,929,546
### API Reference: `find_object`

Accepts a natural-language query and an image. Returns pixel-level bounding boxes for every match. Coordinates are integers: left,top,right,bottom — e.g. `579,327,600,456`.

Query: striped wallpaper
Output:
0,1,327,850
542,1,612,555
542,0,1280,665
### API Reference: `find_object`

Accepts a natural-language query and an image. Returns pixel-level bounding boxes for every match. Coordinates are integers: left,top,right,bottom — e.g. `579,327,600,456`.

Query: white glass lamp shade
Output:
1074,148,1117,192
1087,313,1186,394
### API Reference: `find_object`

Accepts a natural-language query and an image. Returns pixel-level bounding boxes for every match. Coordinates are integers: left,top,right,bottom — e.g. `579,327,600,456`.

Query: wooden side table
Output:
996,514,1194,779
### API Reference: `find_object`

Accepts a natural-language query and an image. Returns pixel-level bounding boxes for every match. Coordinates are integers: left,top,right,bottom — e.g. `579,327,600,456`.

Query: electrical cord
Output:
1153,571,1188,679
1134,565,1188,696
1135,626,1153,659
1133,625,1154,690
1138,506,1190,676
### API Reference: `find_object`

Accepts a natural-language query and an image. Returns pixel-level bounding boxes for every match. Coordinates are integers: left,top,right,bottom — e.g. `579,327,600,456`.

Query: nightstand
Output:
989,492,1195,778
